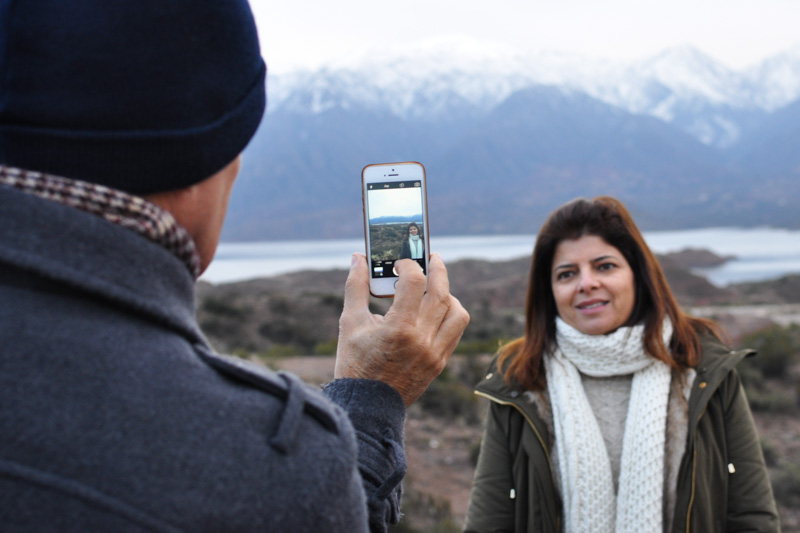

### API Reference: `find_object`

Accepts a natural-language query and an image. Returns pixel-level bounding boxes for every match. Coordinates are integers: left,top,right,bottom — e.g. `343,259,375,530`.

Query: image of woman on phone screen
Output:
400,222,425,260
463,196,778,533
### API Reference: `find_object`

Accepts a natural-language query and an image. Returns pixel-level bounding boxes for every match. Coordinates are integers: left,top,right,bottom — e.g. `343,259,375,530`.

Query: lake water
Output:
202,227,800,287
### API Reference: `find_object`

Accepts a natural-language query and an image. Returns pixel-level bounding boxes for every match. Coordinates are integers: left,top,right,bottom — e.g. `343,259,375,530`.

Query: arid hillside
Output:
197,251,800,531
197,249,800,354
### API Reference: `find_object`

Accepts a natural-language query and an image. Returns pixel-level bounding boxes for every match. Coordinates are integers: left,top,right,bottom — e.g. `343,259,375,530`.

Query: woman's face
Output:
409,225,419,236
550,234,635,335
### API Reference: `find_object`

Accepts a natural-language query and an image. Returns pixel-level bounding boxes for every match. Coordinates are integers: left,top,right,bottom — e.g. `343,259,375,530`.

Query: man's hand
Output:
335,253,470,406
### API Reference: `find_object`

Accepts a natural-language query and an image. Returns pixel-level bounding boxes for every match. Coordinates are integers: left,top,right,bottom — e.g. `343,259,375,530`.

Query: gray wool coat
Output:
0,184,406,532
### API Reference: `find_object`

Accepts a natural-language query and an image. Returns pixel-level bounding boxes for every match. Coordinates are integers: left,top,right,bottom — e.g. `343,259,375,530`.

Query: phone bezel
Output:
361,161,429,298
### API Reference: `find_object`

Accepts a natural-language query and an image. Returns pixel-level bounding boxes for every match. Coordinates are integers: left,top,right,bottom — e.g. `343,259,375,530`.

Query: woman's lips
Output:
576,300,608,312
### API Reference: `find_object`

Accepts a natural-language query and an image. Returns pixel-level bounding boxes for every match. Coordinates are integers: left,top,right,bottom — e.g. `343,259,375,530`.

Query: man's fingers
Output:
416,253,455,328
388,258,427,317
430,295,470,356
425,253,450,295
341,253,371,319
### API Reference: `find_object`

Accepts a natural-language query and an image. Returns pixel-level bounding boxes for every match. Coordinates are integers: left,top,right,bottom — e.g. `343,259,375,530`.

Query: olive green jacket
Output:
464,337,780,532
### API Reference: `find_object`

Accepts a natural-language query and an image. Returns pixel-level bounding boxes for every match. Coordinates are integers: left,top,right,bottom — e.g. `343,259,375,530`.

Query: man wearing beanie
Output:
0,1,469,531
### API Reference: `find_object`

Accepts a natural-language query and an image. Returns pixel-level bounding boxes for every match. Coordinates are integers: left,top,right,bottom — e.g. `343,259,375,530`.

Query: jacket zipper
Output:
474,391,557,492
476,390,562,532
685,405,707,532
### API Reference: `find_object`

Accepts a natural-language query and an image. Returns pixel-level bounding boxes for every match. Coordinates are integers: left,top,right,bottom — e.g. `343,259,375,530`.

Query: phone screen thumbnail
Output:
366,180,426,279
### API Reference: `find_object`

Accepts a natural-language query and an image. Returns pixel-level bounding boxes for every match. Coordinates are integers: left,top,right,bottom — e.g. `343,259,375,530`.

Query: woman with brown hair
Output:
464,196,778,532
400,222,425,260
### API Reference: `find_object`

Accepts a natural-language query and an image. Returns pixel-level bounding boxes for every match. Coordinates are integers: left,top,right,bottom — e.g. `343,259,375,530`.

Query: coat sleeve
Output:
399,240,410,259
323,378,407,533
463,402,516,533
722,371,780,532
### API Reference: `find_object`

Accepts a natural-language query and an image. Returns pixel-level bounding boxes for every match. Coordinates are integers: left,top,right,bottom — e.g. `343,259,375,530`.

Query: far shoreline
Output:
204,227,800,286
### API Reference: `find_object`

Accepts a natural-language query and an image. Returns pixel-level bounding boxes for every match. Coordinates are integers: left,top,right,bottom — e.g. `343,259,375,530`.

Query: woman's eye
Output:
556,271,574,281
598,262,616,271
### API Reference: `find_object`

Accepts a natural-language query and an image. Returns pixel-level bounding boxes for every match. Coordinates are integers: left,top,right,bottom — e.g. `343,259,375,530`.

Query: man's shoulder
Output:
195,346,347,441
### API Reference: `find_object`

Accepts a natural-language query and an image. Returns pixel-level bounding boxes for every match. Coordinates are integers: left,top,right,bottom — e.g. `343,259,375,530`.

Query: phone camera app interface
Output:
366,181,425,278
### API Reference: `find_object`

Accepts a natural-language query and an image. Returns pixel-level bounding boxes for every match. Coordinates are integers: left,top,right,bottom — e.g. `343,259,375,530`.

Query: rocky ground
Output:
268,352,800,532
196,249,800,355
200,249,800,531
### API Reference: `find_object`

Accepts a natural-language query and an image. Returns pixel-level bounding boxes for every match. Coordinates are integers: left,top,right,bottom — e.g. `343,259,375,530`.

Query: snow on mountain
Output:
267,37,800,147
270,35,623,114
631,47,750,107
272,36,540,116
746,43,800,111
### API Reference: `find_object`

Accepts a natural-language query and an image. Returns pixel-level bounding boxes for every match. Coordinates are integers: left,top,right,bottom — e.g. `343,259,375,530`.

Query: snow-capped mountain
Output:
223,37,800,242
267,37,800,148
746,44,800,111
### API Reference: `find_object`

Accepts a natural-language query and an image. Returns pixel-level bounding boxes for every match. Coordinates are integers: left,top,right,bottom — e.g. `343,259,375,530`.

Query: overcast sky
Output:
250,0,800,72
367,187,424,219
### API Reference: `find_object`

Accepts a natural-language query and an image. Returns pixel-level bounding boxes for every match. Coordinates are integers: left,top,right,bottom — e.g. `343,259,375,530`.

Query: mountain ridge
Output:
222,41,800,242
269,40,800,146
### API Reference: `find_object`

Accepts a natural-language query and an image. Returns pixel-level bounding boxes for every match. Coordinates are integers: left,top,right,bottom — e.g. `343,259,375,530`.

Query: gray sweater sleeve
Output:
323,378,407,533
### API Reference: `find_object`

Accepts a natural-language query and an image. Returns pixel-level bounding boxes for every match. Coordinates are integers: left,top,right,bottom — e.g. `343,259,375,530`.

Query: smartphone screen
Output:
362,162,429,297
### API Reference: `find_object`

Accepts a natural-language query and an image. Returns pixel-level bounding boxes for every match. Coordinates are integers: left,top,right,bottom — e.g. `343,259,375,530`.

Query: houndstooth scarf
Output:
0,165,201,278
546,318,673,533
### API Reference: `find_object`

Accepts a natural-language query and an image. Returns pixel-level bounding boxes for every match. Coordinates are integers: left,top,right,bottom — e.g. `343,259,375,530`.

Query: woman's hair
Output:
404,222,424,241
499,196,722,390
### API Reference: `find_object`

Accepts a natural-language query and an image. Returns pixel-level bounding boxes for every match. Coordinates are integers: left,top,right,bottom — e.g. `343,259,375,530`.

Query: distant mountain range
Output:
370,214,424,225
222,40,800,242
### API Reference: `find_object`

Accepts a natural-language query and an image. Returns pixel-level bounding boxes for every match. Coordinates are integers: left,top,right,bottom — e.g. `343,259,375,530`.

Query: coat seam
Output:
474,390,557,489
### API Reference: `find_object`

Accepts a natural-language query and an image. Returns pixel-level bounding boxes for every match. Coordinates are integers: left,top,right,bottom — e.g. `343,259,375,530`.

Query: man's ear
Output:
143,156,241,274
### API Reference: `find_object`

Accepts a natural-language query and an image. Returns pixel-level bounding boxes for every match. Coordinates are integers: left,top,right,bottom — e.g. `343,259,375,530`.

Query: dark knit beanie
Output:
0,0,266,194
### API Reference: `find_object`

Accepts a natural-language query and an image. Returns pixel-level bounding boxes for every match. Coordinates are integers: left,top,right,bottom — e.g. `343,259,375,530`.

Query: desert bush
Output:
737,359,766,392
744,387,797,414
740,325,799,379
199,307,248,340
454,338,506,355
201,296,246,318
313,338,338,355
737,324,799,414
772,463,800,508
258,319,317,351
418,367,481,423
390,521,460,533
230,348,248,358
319,294,344,308
258,344,301,358
268,295,292,314
369,223,414,261
455,354,492,389
419,380,480,424
470,438,482,467
760,437,780,468
389,487,458,533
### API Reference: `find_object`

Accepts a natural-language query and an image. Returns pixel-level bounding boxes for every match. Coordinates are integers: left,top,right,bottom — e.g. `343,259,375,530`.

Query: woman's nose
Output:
578,272,600,292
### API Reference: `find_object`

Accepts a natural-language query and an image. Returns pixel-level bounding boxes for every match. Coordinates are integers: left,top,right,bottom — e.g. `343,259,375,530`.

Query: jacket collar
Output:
687,335,755,428
475,355,523,402
476,334,754,437
0,185,204,344
475,355,554,446
0,165,201,278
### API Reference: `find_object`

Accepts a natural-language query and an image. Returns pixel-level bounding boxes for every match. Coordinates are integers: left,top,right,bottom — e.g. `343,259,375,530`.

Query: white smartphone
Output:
361,161,430,298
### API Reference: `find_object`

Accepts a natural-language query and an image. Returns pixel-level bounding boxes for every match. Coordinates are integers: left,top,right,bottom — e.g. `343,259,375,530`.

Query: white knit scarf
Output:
408,235,423,259
546,318,673,533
